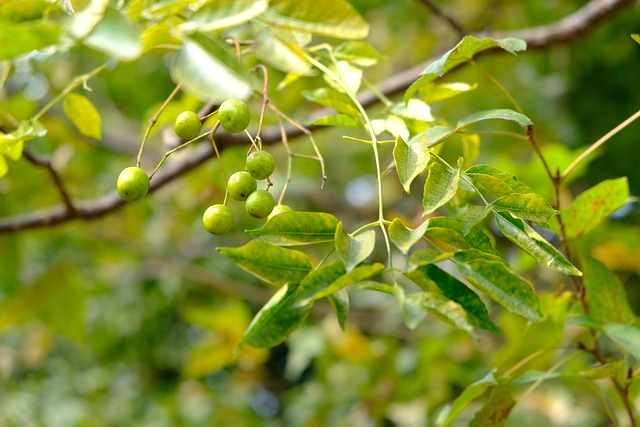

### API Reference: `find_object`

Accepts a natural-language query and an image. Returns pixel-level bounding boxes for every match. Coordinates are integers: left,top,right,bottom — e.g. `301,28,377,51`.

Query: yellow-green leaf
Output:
63,93,102,139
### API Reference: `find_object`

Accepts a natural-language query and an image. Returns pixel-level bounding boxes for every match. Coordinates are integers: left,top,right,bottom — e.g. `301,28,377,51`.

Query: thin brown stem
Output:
23,150,76,214
416,0,466,37
253,64,270,139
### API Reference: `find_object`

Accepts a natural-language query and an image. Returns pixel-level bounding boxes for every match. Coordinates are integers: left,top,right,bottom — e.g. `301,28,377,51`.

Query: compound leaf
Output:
248,211,339,246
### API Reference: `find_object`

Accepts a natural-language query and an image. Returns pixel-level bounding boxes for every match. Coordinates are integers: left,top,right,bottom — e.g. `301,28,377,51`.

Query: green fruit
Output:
218,99,250,133
117,167,150,202
227,171,257,201
246,190,275,219
202,204,233,235
246,151,275,180
174,111,202,140
268,204,293,219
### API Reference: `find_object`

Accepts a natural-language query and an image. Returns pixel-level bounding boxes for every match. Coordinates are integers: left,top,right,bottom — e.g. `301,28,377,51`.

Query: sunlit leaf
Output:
603,323,640,363
582,254,635,324
393,134,430,193
388,218,428,255
252,26,312,75
492,193,558,223
457,109,532,129
305,263,385,303
425,216,498,255
461,205,491,235
217,240,312,287
247,211,339,246
171,36,251,103
423,158,462,215
438,371,497,427
495,211,581,276
334,222,376,272
140,0,190,19
302,87,358,116
67,0,109,39
632,34,640,44
235,284,312,352
453,250,542,321
406,36,526,101
63,93,101,139
262,0,369,40
0,19,60,60
390,99,434,122
405,291,478,337
469,380,515,427
562,178,629,238
83,6,142,61
464,164,533,198
334,40,385,66
462,133,480,168
179,0,268,33
419,82,476,103
307,114,362,128
406,264,499,333
328,290,349,330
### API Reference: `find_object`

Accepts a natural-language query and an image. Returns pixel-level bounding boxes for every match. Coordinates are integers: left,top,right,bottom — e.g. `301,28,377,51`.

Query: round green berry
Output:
227,171,257,201
202,204,233,235
268,204,293,219
218,99,250,133
174,111,202,140
246,190,275,219
117,166,150,202
246,151,275,180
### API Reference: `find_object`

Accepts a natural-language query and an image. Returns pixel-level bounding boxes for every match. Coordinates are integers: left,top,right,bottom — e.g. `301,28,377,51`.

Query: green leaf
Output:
424,125,456,147
63,93,101,139
247,211,339,246
217,240,312,287
406,264,499,333
408,248,454,271
83,6,142,61
307,114,362,128
262,0,369,40
461,205,491,235
235,284,312,352
171,36,251,103
632,34,640,44
462,133,480,168
603,323,640,363
464,164,533,198
252,26,312,75
140,0,191,20
292,261,346,303
423,158,462,215
334,41,385,67
469,380,515,427
301,87,358,116
405,291,478,337
334,222,376,272
328,290,349,330
0,19,60,60
418,82,476,104
495,211,581,276
582,254,635,324
453,250,542,321
438,371,497,427
179,0,268,33
561,178,629,238
390,99,434,122
0,119,47,177
425,217,499,255
492,193,558,223
405,36,526,101
393,134,430,193
388,218,428,255
306,263,385,303
457,109,532,128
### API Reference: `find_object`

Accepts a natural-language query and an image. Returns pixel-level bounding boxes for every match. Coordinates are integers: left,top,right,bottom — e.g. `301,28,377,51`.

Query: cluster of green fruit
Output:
116,98,283,235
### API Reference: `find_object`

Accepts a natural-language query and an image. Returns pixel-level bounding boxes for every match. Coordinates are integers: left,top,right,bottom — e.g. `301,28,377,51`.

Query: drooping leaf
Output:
328,290,349,330
235,284,312,352
335,222,376,272
582,254,635,324
217,240,312,287
171,36,251,103
461,205,491,235
301,87,358,116
562,178,629,238
252,26,312,75
418,82,476,104
261,0,369,40
457,109,532,129
293,261,346,303
393,134,430,193
388,218,428,255
423,158,462,215
83,6,142,61
305,263,385,303
390,99,434,122
453,250,542,321
425,216,499,255
0,19,60,60
406,264,499,333
406,36,526,101
495,211,581,276
464,164,533,198
603,323,640,363
405,292,478,337
469,380,515,427
179,0,268,33
247,211,339,246
334,40,385,67
438,371,497,427
492,193,558,223
407,248,454,271
63,93,101,139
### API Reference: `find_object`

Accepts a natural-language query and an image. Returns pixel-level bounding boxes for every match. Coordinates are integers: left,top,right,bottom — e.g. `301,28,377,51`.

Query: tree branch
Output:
416,0,466,37
0,0,634,235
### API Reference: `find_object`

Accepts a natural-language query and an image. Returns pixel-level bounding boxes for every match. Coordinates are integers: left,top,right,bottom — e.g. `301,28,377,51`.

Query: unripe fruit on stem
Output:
227,171,257,201
246,151,275,180
218,99,250,133
117,167,150,202
202,204,233,235
174,111,202,140
246,190,275,219
268,204,293,219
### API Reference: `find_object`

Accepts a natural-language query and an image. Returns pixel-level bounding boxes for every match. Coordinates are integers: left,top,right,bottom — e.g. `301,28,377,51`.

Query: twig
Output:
416,0,466,37
22,150,76,214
